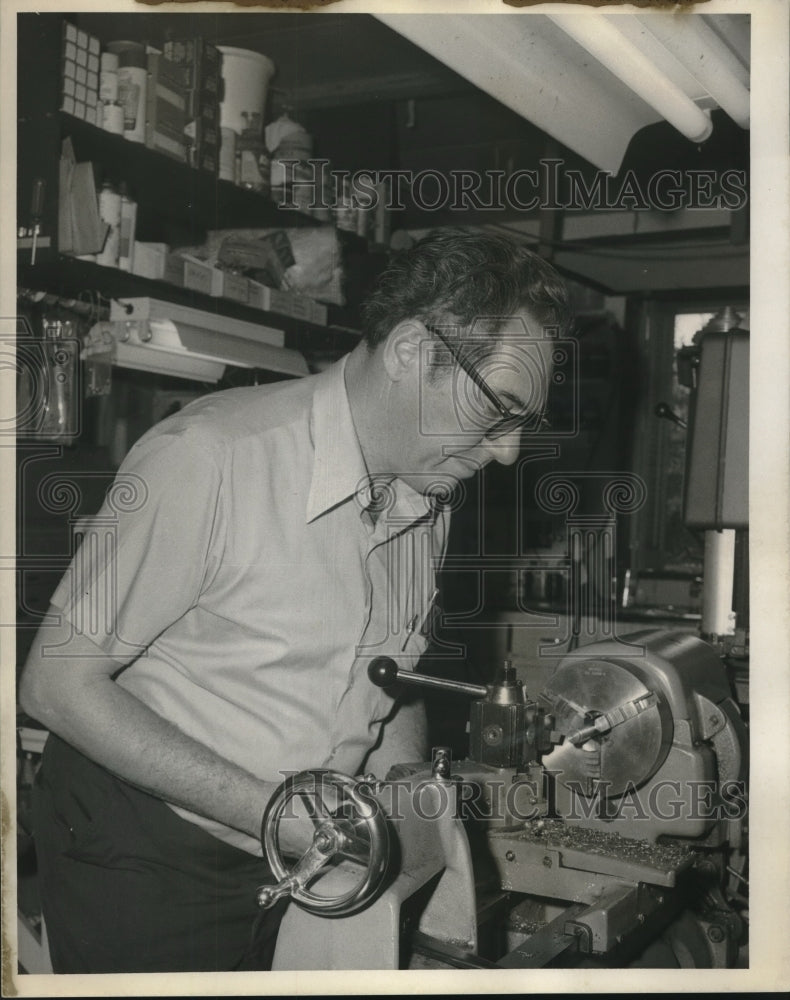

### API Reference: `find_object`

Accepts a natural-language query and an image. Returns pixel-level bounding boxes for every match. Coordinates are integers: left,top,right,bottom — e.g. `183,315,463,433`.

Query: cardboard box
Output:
286,295,312,322
146,50,189,95
189,101,220,173
146,130,188,162
247,283,293,314
185,115,219,173
160,39,221,176
266,287,290,315
247,282,326,326
164,38,221,150
131,242,168,280
163,37,221,94
211,269,249,304
183,256,215,295
163,253,185,287
247,280,270,312
62,24,102,125
199,143,219,175
145,52,188,161
195,96,218,125
309,300,328,326
147,92,186,140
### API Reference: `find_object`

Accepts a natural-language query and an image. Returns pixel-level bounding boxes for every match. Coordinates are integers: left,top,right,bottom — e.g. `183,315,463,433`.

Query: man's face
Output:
390,311,553,495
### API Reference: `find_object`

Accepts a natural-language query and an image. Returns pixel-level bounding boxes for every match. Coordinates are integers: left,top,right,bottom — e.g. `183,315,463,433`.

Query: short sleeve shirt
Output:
51,357,449,854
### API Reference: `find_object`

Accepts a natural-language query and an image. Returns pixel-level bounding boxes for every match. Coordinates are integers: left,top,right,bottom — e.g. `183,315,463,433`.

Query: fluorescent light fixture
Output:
375,13,649,175
632,13,749,129
376,13,749,175
82,297,309,382
546,14,713,144
113,331,227,382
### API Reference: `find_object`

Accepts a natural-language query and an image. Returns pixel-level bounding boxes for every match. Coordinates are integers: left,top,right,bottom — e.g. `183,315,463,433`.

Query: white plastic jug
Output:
217,46,276,135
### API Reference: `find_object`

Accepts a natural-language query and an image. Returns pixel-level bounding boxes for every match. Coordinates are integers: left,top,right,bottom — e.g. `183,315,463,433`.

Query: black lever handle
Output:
654,402,687,430
367,657,488,699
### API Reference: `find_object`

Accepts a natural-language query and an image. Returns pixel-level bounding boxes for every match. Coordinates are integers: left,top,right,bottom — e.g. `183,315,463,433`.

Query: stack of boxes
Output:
131,245,328,325
60,23,101,125
163,38,221,176
59,24,330,326
248,282,328,325
60,24,221,177
144,52,188,162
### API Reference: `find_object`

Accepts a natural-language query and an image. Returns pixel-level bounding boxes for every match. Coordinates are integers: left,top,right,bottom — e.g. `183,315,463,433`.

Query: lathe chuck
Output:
541,657,673,798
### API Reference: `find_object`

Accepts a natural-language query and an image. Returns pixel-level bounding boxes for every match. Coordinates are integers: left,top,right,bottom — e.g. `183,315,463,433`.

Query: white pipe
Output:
702,529,737,637
548,14,713,144
638,14,750,129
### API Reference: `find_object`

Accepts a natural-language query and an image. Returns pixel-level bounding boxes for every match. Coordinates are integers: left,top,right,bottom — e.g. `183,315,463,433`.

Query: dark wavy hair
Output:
361,228,570,368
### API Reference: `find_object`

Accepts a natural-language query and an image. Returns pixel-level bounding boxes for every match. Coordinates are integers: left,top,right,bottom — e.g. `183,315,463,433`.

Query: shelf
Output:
20,112,321,241
16,14,370,368
17,256,361,357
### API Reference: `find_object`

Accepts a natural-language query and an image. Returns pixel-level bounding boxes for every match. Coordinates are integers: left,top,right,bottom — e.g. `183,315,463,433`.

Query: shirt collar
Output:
306,355,369,523
305,355,438,528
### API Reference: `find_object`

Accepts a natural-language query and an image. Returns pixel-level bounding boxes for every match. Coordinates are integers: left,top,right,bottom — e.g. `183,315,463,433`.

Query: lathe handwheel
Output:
261,769,389,916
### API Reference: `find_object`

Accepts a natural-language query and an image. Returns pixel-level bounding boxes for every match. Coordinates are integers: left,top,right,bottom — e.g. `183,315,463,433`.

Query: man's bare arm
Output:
19,607,277,842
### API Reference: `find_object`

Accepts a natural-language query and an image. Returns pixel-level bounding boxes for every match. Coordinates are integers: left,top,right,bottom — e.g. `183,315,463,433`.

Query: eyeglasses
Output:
425,324,550,439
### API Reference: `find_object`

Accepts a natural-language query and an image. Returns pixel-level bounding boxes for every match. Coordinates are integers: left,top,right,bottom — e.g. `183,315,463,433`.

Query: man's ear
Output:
382,320,427,382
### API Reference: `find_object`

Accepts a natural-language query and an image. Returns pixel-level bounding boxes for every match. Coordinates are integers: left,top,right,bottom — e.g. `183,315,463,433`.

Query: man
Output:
19,228,569,972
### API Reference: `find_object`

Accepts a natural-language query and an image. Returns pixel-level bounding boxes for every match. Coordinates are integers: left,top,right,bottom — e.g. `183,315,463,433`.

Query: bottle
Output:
266,111,313,190
110,41,147,143
99,100,124,135
334,177,357,232
96,180,121,267
118,184,137,271
39,317,78,442
219,127,237,183
237,112,270,193
99,51,119,103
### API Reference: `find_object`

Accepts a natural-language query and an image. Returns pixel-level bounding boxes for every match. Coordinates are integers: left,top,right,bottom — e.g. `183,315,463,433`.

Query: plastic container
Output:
265,112,311,155
217,46,275,135
99,51,119,102
100,100,124,134
267,112,314,189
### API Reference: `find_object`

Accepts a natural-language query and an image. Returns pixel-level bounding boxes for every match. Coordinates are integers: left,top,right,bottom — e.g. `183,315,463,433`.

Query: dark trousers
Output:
32,735,288,973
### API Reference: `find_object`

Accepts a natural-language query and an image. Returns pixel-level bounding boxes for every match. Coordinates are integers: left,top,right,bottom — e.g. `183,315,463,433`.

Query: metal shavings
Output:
510,818,692,869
